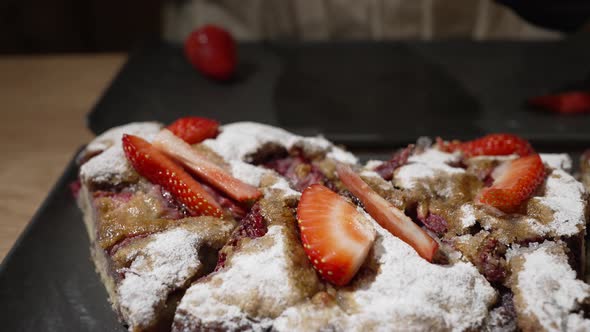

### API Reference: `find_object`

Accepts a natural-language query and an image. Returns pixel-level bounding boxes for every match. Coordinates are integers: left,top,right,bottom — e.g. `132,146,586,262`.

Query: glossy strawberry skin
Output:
122,134,223,218
167,117,219,145
184,25,237,80
336,164,438,262
153,129,261,202
297,184,375,286
441,134,533,158
478,154,546,213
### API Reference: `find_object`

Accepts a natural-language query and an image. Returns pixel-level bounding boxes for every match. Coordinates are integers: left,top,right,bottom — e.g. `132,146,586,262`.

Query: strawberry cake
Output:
74,118,589,332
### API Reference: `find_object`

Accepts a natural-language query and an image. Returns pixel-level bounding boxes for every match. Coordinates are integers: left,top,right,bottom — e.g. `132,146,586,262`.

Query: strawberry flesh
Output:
336,164,439,262
153,129,261,202
478,154,546,213
297,184,375,286
122,134,223,217
441,133,533,158
166,116,219,145
374,144,414,180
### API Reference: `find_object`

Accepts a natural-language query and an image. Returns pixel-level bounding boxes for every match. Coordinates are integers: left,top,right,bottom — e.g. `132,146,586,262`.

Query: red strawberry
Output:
336,164,438,262
529,91,590,114
184,25,237,80
440,134,533,158
153,129,261,202
478,154,545,213
167,117,219,145
297,184,375,286
122,134,223,217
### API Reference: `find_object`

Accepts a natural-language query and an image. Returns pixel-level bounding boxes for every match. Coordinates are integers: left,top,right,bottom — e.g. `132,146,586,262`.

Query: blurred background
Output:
2,0,590,54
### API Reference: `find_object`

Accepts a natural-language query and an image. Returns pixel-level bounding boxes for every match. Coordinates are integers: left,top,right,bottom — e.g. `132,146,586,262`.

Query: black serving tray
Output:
88,39,590,147
3,39,590,331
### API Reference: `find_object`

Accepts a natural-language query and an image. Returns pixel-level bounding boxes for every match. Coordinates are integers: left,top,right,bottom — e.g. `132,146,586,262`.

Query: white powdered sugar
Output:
364,159,384,170
527,169,587,237
80,122,162,184
267,178,301,199
203,122,357,164
540,153,573,172
339,219,497,331
201,122,356,199
274,213,497,332
469,154,572,172
459,204,478,229
394,149,463,189
507,241,590,331
228,160,269,187
117,227,205,329
175,225,301,331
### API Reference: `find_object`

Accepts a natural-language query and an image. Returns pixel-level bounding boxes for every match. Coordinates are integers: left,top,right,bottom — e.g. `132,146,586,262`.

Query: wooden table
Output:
0,54,126,261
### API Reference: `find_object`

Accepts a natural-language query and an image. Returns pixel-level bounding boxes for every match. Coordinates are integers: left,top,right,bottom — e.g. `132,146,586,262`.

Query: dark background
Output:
0,0,162,53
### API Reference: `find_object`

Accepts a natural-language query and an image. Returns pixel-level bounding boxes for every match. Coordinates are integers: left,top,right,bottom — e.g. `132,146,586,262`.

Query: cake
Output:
75,119,590,331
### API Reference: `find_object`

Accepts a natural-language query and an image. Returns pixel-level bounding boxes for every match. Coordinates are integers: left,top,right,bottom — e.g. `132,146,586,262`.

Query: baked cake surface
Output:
75,120,590,331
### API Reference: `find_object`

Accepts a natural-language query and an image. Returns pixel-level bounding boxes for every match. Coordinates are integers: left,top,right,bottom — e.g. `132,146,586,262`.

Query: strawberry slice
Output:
166,117,219,144
336,164,438,262
297,184,375,286
440,133,533,158
478,154,545,213
153,129,261,202
122,134,223,217
529,91,590,114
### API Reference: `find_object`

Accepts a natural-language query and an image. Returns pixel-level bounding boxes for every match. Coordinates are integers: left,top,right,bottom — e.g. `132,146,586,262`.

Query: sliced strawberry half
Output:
336,164,438,262
440,133,533,158
122,134,223,217
478,154,545,213
153,129,261,202
297,184,375,286
166,117,220,144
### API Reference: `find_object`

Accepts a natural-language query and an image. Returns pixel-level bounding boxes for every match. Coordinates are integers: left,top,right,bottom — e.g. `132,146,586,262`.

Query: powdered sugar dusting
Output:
117,227,205,329
175,225,304,330
540,153,572,172
80,122,162,184
364,160,384,170
203,122,357,164
228,160,269,187
395,149,463,189
527,169,586,237
274,213,497,331
507,241,590,331
460,204,478,229
341,217,496,331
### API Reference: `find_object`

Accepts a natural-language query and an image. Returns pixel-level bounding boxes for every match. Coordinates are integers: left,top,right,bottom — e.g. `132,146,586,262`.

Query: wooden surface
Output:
0,54,126,261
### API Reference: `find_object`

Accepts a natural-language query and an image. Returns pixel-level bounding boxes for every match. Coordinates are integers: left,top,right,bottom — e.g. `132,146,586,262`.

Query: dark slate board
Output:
88,39,590,148
0,150,125,332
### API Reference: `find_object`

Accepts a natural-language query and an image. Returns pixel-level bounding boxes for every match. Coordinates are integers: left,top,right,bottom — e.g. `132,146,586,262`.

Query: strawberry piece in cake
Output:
439,133,534,157
337,164,438,262
152,129,261,202
297,184,375,286
477,154,546,213
166,116,219,144
122,134,223,217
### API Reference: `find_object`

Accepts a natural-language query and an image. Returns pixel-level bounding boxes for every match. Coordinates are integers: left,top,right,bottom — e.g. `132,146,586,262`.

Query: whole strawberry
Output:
184,25,237,81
